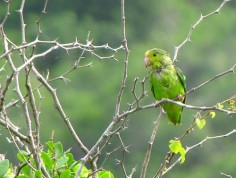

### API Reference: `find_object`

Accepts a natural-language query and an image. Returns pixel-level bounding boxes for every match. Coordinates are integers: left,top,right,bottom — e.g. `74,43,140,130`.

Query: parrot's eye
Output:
153,53,156,57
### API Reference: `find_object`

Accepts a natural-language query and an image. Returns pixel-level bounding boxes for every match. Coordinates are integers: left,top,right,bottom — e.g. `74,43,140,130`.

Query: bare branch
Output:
164,129,236,175
0,0,11,27
76,0,130,176
186,63,236,96
173,0,230,62
31,66,89,154
220,172,233,178
18,0,26,44
115,0,129,116
36,0,49,35
140,111,162,178
0,111,29,143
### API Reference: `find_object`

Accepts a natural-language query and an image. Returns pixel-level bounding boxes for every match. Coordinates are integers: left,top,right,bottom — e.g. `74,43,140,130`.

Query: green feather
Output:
145,48,186,125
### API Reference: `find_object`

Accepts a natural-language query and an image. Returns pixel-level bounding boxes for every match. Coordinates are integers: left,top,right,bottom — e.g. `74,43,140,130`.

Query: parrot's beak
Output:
144,56,150,67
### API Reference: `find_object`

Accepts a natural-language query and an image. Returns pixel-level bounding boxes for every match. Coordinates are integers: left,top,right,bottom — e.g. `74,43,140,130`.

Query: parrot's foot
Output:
161,107,166,113
155,100,161,107
177,94,185,101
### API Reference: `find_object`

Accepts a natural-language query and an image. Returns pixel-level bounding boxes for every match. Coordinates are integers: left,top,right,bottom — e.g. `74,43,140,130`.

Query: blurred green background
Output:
1,0,236,177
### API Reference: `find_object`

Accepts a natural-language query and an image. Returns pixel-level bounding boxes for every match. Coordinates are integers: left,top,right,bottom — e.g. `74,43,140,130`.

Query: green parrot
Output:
144,48,186,125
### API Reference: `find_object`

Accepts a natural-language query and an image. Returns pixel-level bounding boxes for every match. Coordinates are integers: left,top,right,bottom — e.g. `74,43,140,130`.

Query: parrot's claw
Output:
155,100,161,107
177,94,185,101
161,107,166,113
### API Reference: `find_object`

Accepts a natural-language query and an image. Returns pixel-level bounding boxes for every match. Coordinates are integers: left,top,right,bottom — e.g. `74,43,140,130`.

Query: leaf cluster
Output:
0,141,114,178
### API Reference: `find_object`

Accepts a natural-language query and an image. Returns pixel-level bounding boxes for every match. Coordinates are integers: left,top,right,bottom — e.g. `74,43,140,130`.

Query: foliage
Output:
0,160,10,177
0,141,114,178
169,140,186,163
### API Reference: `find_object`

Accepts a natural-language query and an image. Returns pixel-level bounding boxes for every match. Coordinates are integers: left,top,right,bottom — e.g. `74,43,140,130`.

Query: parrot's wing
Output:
175,66,186,105
150,76,157,99
175,66,186,92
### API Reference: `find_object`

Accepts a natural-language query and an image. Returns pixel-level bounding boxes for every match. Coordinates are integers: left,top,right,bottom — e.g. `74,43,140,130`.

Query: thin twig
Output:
0,0,11,27
220,172,233,178
115,0,129,116
140,111,162,178
173,0,230,62
117,97,236,122
31,66,89,154
36,0,49,35
186,63,236,95
163,129,236,175
0,109,29,143
75,0,130,176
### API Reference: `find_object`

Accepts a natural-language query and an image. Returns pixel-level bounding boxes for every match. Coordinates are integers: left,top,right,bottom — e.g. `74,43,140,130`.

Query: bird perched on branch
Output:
144,48,186,125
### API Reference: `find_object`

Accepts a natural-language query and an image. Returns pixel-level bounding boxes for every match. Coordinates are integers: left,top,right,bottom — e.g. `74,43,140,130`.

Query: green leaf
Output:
209,111,216,118
17,151,31,163
179,147,186,163
56,154,69,169
2,174,15,178
73,164,90,178
60,170,71,178
41,151,54,170
196,118,206,129
16,176,29,178
35,170,42,178
0,164,14,178
169,140,182,154
217,103,224,109
227,99,235,105
169,140,186,163
66,153,74,166
45,141,55,155
70,161,81,172
55,142,64,159
0,160,9,176
20,164,31,176
98,171,114,178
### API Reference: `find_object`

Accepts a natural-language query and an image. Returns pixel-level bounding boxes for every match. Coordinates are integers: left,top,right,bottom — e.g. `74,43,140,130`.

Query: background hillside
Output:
0,0,236,177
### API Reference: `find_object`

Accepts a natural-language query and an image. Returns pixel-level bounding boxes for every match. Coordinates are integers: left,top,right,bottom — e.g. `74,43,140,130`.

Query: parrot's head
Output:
144,48,171,69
